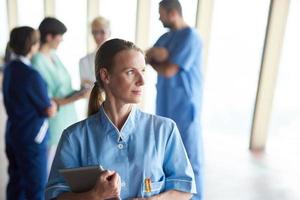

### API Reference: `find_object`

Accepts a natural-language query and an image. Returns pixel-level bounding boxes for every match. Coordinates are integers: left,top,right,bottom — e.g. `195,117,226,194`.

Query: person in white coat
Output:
79,16,111,88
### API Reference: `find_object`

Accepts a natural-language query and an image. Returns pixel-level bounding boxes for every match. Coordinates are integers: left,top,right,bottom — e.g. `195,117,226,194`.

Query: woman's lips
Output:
132,90,142,95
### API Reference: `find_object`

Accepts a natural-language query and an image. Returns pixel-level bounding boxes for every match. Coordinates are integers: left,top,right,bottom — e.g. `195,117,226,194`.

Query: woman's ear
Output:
45,34,52,43
99,68,110,84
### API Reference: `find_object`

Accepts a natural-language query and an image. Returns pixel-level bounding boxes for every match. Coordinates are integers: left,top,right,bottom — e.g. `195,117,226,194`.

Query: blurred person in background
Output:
3,26,57,200
146,0,204,199
4,42,16,64
79,16,111,88
31,17,89,172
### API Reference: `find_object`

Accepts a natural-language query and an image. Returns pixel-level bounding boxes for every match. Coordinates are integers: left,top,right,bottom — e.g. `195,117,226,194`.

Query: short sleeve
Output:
169,30,202,71
46,130,80,200
163,122,197,194
27,71,51,116
31,55,55,98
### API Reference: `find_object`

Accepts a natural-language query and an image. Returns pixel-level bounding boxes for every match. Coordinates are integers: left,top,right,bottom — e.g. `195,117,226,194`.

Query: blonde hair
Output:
91,16,110,30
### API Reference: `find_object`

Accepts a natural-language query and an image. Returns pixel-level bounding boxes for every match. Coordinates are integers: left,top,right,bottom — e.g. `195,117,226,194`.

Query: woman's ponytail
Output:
87,82,104,116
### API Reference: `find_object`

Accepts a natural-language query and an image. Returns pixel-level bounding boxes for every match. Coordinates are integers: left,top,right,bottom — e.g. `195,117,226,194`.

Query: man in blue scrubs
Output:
146,0,203,199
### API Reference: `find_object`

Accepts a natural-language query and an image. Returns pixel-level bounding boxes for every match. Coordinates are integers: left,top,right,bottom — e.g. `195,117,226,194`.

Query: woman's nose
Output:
136,72,145,86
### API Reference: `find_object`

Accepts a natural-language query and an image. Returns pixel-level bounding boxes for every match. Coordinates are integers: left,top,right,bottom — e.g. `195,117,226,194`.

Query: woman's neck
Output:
103,100,133,130
39,44,52,55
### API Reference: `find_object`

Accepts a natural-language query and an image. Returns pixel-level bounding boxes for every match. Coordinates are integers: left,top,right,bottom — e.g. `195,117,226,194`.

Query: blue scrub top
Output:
154,27,203,133
46,105,196,199
154,27,204,200
2,59,51,145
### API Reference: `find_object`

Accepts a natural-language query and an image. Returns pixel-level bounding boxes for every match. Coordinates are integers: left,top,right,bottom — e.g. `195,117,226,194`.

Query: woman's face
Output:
48,34,63,49
92,23,110,47
103,49,145,104
31,41,40,55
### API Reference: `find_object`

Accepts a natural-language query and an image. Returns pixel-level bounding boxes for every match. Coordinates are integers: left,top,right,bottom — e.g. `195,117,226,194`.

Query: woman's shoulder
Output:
5,60,28,77
63,112,101,136
137,109,176,129
31,53,48,68
31,52,44,61
136,110,179,141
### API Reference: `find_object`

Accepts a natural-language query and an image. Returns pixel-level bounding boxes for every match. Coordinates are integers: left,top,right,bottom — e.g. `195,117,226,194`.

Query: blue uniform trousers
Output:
6,139,47,200
180,121,204,200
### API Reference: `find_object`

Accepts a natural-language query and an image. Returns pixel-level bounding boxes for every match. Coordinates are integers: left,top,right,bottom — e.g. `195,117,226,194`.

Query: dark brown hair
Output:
9,26,39,56
39,17,67,44
159,0,182,16
87,38,143,116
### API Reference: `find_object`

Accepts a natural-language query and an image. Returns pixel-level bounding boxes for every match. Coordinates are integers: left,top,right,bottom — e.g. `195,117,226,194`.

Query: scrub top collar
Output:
99,104,137,142
18,56,31,66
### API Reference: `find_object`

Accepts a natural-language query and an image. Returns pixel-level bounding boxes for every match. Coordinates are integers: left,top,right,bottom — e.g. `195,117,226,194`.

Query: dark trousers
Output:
6,140,47,200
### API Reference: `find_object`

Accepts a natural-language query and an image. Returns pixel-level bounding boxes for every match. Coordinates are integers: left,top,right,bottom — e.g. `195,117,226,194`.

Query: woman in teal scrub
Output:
31,17,89,171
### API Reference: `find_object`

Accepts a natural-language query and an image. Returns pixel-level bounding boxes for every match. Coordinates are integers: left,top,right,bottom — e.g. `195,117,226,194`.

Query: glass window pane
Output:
268,0,300,152
267,1,300,197
55,0,87,89
55,0,87,119
99,0,137,42
149,0,166,45
0,0,8,58
202,0,270,137
17,0,44,28
181,0,198,27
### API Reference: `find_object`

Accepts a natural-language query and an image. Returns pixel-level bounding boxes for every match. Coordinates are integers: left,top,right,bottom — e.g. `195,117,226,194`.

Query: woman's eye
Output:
127,70,134,75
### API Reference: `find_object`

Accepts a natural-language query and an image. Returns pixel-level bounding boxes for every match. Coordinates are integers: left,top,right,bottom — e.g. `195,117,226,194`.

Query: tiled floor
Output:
203,133,300,200
0,94,299,199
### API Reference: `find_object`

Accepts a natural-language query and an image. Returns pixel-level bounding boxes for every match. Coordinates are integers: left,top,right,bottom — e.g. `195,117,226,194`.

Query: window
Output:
55,0,87,119
99,0,137,42
55,0,87,89
17,0,44,28
181,0,198,27
202,0,270,138
0,0,8,58
149,0,166,45
268,0,300,150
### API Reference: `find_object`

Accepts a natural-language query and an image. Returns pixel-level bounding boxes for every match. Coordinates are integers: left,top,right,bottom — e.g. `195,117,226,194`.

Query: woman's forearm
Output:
54,95,77,106
44,100,57,117
154,190,192,200
132,190,192,200
54,89,89,106
57,191,103,200
151,62,179,78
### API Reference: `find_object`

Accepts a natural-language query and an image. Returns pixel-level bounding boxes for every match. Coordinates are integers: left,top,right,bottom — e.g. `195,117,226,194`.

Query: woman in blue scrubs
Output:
46,39,196,200
3,26,57,200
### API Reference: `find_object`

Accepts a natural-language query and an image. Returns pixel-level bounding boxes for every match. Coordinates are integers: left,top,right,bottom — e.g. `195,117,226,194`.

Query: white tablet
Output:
59,165,104,193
